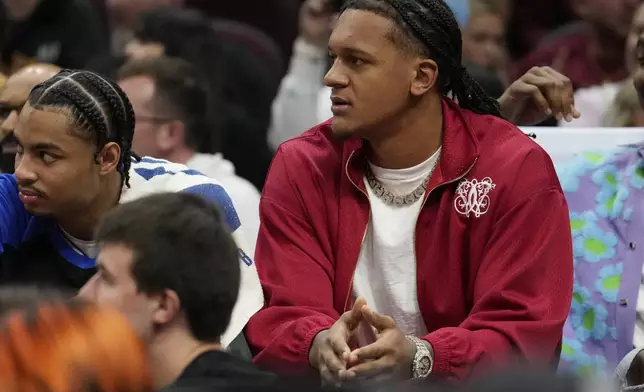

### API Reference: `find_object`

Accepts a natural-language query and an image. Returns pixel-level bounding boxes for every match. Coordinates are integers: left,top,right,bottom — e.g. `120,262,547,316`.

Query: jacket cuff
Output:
424,331,454,377
300,316,336,369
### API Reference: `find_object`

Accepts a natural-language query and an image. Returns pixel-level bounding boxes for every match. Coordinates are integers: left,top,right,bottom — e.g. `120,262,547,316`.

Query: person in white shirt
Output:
116,56,260,252
560,2,644,128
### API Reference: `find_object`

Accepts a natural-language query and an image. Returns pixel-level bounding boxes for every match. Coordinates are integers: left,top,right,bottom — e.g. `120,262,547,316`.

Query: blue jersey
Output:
0,157,263,345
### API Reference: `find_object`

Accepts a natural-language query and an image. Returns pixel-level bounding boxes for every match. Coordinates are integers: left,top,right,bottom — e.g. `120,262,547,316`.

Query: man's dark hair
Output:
118,57,215,152
27,69,137,186
342,0,502,117
96,192,241,342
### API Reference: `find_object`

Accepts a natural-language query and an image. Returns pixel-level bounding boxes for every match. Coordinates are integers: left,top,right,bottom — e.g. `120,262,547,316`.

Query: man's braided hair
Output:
342,0,502,117
27,70,137,187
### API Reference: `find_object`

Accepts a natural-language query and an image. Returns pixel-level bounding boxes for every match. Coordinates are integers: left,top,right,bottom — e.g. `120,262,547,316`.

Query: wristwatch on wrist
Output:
406,335,433,379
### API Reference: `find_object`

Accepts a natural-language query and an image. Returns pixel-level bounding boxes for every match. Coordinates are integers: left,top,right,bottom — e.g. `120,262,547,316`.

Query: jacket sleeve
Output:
424,185,573,379
245,146,338,373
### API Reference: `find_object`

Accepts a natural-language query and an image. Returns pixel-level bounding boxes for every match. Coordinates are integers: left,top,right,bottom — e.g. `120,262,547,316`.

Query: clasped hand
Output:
309,297,417,384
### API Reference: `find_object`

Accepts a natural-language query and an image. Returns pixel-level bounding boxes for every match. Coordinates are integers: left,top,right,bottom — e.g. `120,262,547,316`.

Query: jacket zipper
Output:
411,158,478,321
342,151,478,312
344,150,370,312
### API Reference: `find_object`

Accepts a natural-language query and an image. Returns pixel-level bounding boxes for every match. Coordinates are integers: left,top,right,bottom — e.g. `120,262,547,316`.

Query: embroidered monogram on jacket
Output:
453,177,496,218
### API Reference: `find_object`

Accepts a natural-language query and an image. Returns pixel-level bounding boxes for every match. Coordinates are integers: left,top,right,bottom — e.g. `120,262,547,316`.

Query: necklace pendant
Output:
393,195,405,205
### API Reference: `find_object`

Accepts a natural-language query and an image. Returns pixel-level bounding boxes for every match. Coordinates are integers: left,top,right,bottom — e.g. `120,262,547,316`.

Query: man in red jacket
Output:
246,0,574,382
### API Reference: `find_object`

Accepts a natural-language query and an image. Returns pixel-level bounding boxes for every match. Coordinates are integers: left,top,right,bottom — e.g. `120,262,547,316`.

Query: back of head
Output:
0,302,153,392
341,0,501,117
96,192,241,343
27,69,137,186
118,56,216,153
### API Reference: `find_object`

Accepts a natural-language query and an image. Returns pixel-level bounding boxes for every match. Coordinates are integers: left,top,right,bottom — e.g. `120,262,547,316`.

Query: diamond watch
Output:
406,335,433,379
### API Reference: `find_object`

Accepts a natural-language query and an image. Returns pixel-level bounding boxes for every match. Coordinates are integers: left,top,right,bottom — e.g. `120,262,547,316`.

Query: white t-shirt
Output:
353,148,441,343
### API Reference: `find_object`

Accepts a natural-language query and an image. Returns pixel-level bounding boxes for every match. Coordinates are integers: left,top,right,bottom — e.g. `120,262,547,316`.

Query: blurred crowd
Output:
1,0,644,391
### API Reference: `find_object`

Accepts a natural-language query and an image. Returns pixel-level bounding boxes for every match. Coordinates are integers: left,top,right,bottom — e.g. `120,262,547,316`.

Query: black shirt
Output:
165,350,278,392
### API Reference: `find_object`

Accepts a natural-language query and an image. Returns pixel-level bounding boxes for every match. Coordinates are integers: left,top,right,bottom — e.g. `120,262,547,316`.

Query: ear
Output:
96,142,121,176
410,59,438,97
151,289,181,325
156,121,185,153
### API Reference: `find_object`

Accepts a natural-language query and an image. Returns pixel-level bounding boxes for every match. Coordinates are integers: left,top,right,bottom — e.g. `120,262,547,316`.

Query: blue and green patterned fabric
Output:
557,145,644,375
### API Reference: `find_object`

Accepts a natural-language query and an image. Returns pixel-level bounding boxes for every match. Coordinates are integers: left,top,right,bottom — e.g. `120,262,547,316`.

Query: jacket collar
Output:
344,98,480,193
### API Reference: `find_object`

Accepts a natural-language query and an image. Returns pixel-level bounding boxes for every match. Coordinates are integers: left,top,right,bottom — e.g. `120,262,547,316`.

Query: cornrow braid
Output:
27,70,137,187
342,0,502,117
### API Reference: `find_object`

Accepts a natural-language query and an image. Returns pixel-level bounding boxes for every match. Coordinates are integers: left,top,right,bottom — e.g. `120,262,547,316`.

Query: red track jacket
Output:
246,99,573,379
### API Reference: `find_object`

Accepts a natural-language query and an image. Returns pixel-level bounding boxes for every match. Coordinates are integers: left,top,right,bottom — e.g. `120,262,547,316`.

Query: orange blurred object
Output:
0,302,153,392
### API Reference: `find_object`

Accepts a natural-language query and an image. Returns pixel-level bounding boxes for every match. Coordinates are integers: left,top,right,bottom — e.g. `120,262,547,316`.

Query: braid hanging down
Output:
27,70,138,187
342,0,502,117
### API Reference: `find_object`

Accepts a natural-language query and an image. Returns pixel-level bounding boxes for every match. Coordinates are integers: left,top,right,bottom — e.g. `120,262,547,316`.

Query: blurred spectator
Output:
512,0,638,91
602,80,644,127
268,0,335,150
184,0,301,67
0,302,153,392
132,7,277,131
505,0,575,60
106,0,298,68
0,63,60,173
444,0,471,27
562,2,644,128
464,62,506,99
461,0,507,74
129,7,274,189
79,192,273,390
0,0,109,72
117,57,261,252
